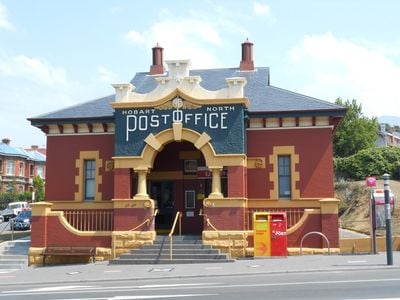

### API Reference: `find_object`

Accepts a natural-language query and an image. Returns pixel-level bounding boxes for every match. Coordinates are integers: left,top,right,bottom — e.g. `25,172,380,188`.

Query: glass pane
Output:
185,190,195,209
278,155,291,198
84,160,96,200
85,179,95,200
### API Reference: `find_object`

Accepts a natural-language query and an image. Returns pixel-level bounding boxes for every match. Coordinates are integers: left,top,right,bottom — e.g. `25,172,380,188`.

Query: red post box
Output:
270,212,287,257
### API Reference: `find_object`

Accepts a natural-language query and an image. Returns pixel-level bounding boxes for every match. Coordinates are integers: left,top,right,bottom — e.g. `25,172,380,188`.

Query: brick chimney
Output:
1,138,10,145
150,43,165,75
31,145,39,150
240,38,254,71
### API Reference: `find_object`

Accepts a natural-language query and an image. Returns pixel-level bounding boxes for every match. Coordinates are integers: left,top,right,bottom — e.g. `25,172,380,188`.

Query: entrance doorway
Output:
149,181,175,232
149,141,207,235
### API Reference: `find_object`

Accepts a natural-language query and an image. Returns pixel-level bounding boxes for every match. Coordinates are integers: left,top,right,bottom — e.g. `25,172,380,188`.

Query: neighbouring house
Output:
0,138,46,195
376,124,400,147
28,40,346,265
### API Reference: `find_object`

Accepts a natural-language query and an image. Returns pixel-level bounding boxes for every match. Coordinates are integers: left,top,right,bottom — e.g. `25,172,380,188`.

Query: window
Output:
30,164,34,176
19,162,24,177
184,160,197,174
84,160,96,201
278,155,291,198
0,159,2,174
185,190,196,209
6,160,15,176
37,165,44,178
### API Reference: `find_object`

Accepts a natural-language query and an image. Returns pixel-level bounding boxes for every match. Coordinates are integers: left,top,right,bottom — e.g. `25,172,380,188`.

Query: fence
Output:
60,209,114,231
247,208,305,230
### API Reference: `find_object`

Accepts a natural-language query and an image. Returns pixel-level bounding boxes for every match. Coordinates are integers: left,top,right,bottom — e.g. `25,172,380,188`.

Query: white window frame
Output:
19,162,24,177
6,160,15,176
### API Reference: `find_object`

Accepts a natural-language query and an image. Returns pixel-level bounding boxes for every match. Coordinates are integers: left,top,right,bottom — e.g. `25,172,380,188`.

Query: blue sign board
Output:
115,104,246,156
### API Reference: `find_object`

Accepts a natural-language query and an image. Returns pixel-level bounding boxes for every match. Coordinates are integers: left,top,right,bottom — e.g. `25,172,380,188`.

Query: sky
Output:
1,0,400,148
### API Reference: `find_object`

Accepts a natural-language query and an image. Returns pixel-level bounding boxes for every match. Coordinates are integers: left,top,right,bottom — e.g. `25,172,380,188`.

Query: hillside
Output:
338,179,400,236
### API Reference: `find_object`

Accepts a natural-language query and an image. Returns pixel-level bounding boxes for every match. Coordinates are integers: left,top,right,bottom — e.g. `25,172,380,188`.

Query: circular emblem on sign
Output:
172,97,183,109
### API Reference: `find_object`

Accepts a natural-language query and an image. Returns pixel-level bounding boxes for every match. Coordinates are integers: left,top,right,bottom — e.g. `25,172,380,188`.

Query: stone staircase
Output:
109,235,234,264
0,239,30,273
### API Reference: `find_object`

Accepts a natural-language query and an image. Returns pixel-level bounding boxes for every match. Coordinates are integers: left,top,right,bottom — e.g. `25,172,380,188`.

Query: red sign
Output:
366,176,377,187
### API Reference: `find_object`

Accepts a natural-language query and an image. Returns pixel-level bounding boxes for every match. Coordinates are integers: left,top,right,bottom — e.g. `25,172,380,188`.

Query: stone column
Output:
209,166,223,199
134,167,149,199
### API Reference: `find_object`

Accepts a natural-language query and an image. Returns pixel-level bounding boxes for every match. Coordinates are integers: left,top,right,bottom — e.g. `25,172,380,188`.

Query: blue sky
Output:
1,0,400,147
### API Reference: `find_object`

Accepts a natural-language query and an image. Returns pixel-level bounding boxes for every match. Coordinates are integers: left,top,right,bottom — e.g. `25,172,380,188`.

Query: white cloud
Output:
288,33,400,117
124,30,145,44
123,19,223,69
121,7,250,69
0,54,67,86
97,65,117,83
0,2,14,30
253,2,271,16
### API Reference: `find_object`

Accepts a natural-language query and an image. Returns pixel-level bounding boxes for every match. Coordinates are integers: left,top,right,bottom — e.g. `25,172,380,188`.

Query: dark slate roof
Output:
29,67,345,122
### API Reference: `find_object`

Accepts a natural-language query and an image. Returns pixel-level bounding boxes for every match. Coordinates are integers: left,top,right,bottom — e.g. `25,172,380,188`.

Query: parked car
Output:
0,214,3,223
11,210,32,231
2,201,29,221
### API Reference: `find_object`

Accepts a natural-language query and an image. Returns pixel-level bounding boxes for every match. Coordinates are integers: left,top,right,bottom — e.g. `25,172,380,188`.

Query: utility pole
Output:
383,173,393,265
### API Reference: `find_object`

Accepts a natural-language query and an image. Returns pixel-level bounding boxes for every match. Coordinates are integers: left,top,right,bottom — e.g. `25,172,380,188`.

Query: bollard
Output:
383,173,393,265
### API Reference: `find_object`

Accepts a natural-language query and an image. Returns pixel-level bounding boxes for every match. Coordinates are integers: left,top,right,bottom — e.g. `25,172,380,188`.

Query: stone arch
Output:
143,125,218,170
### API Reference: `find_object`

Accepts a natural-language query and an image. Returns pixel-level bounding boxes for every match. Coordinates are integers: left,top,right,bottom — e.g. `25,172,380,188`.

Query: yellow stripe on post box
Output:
253,212,271,257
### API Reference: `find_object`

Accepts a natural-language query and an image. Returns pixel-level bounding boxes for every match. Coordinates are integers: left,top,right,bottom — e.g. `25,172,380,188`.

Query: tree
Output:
32,175,45,202
333,98,379,158
335,147,400,180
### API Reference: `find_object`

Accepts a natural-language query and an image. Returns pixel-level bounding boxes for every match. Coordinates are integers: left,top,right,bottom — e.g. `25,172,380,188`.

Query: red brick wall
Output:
227,166,246,197
321,213,339,248
114,168,132,199
31,216,47,247
45,135,114,201
43,215,111,247
114,207,153,231
247,128,334,199
204,206,245,230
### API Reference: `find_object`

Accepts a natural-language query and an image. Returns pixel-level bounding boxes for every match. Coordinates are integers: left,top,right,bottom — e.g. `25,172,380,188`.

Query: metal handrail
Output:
199,209,219,231
168,211,182,260
129,209,158,231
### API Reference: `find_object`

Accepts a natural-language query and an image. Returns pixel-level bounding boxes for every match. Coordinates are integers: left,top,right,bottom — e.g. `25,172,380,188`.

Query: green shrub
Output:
335,147,400,180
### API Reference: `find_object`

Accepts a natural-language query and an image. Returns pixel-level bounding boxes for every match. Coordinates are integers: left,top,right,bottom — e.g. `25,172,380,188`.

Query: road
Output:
0,268,399,300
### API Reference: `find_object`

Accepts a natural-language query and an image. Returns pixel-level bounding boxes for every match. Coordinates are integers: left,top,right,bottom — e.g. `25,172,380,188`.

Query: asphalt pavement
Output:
0,250,399,286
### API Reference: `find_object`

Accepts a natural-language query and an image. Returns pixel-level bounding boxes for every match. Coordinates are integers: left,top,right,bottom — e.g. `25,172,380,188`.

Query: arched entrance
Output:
148,141,226,234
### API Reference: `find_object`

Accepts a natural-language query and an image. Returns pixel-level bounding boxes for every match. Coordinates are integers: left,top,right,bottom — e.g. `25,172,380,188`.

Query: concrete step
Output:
110,258,234,264
142,244,213,250
0,254,27,259
129,249,219,254
118,253,229,259
0,239,29,271
109,235,233,265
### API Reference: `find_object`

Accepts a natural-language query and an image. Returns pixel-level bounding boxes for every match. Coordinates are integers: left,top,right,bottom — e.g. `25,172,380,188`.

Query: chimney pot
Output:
150,43,165,75
240,38,255,71
1,138,10,145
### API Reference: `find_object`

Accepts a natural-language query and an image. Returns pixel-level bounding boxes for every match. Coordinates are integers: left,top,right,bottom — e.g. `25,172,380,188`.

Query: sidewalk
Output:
0,251,399,286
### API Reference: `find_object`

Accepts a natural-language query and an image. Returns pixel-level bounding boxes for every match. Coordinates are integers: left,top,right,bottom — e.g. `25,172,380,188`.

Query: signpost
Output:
366,176,377,254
